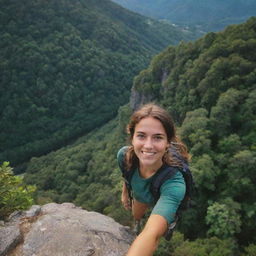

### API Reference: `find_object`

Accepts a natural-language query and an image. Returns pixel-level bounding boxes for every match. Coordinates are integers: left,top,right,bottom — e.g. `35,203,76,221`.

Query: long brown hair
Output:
125,103,190,170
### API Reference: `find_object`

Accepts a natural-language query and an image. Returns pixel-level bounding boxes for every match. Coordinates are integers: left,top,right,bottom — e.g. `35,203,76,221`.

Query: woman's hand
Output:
126,214,167,256
121,182,131,210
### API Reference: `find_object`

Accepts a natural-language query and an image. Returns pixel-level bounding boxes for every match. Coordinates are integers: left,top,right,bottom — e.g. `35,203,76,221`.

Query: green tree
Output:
217,134,242,155
0,162,36,220
173,236,235,256
242,244,256,256
210,88,244,138
179,108,211,154
226,150,256,201
192,154,218,192
206,198,241,239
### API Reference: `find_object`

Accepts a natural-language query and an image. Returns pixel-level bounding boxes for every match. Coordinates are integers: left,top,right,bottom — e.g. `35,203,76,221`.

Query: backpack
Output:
150,147,194,210
119,145,195,240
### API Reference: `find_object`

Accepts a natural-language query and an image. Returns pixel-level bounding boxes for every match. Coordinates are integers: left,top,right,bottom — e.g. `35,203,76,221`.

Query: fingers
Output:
124,202,131,210
122,199,131,210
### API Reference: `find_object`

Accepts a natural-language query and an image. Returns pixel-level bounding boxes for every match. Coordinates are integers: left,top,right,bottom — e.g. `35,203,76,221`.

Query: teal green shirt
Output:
117,146,186,224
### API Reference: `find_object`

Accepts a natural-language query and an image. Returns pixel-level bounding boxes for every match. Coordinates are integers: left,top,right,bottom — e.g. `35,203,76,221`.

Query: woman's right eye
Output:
136,134,145,139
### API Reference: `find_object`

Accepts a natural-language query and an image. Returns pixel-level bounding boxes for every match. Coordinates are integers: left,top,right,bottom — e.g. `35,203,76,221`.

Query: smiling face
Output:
132,116,170,172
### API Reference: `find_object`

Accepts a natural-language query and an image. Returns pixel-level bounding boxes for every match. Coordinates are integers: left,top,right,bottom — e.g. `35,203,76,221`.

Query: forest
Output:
0,0,195,166
1,0,256,255
21,18,256,255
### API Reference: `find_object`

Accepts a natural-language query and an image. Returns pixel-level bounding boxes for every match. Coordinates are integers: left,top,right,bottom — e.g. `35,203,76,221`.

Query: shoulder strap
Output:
117,146,135,200
150,165,178,203
169,145,194,200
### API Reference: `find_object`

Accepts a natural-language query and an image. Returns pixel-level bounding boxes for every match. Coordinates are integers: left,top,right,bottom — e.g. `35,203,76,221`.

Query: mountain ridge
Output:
112,0,256,32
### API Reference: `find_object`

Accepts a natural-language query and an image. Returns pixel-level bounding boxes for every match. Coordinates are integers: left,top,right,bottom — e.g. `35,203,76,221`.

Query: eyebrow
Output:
154,134,166,137
136,131,166,136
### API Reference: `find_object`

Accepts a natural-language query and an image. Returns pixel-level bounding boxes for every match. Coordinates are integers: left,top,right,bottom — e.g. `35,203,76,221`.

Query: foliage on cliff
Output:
0,0,194,166
0,162,35,219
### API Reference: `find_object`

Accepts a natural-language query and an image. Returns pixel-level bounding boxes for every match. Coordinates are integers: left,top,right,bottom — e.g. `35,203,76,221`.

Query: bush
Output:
173,236,236,256
242,244,256,256
0,161,36,220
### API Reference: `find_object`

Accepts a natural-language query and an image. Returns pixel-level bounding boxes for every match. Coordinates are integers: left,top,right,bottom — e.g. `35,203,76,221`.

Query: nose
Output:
144,137,153,148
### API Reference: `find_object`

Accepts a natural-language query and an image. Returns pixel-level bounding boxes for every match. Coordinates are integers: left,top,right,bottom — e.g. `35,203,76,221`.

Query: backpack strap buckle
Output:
164,214,179,241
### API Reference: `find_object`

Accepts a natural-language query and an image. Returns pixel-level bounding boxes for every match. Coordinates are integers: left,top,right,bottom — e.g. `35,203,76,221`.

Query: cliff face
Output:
0,203,134,256
129,70,168,111
129,86,153,111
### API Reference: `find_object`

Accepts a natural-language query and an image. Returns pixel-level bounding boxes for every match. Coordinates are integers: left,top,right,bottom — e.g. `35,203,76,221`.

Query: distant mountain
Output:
112,0,256,32
0,0,195,166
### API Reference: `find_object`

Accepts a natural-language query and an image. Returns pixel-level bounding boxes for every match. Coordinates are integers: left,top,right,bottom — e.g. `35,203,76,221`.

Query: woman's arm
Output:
126,172,185,255
121,182,131,210
126,214,167,256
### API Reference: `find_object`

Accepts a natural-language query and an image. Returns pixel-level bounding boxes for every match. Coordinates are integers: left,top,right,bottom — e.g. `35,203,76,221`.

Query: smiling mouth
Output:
142,151,156,156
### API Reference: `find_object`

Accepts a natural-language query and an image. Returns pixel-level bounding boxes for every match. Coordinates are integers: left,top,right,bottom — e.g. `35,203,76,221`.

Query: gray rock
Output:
7,211,24,222
130,86,153,111
25,205,41,218
0,203,134,256
129,69,169,111
0,223,22,256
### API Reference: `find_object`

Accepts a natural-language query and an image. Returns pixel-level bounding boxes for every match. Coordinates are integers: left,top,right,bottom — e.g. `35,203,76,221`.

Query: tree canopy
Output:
0,0,195,166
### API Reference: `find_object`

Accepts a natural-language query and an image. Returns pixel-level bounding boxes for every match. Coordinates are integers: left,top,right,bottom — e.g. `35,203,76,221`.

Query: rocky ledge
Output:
0,203,134,256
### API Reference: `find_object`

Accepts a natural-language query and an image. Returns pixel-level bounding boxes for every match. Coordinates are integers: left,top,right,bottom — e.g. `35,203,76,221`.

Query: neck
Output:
139,162,163,178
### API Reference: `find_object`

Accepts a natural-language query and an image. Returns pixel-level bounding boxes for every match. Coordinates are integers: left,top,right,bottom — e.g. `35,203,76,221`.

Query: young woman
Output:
117,103,190,256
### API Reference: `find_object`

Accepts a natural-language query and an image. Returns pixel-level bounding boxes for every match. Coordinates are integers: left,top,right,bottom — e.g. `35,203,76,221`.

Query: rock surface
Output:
0,203,134,256
129,68,168,111
130,86,153,111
